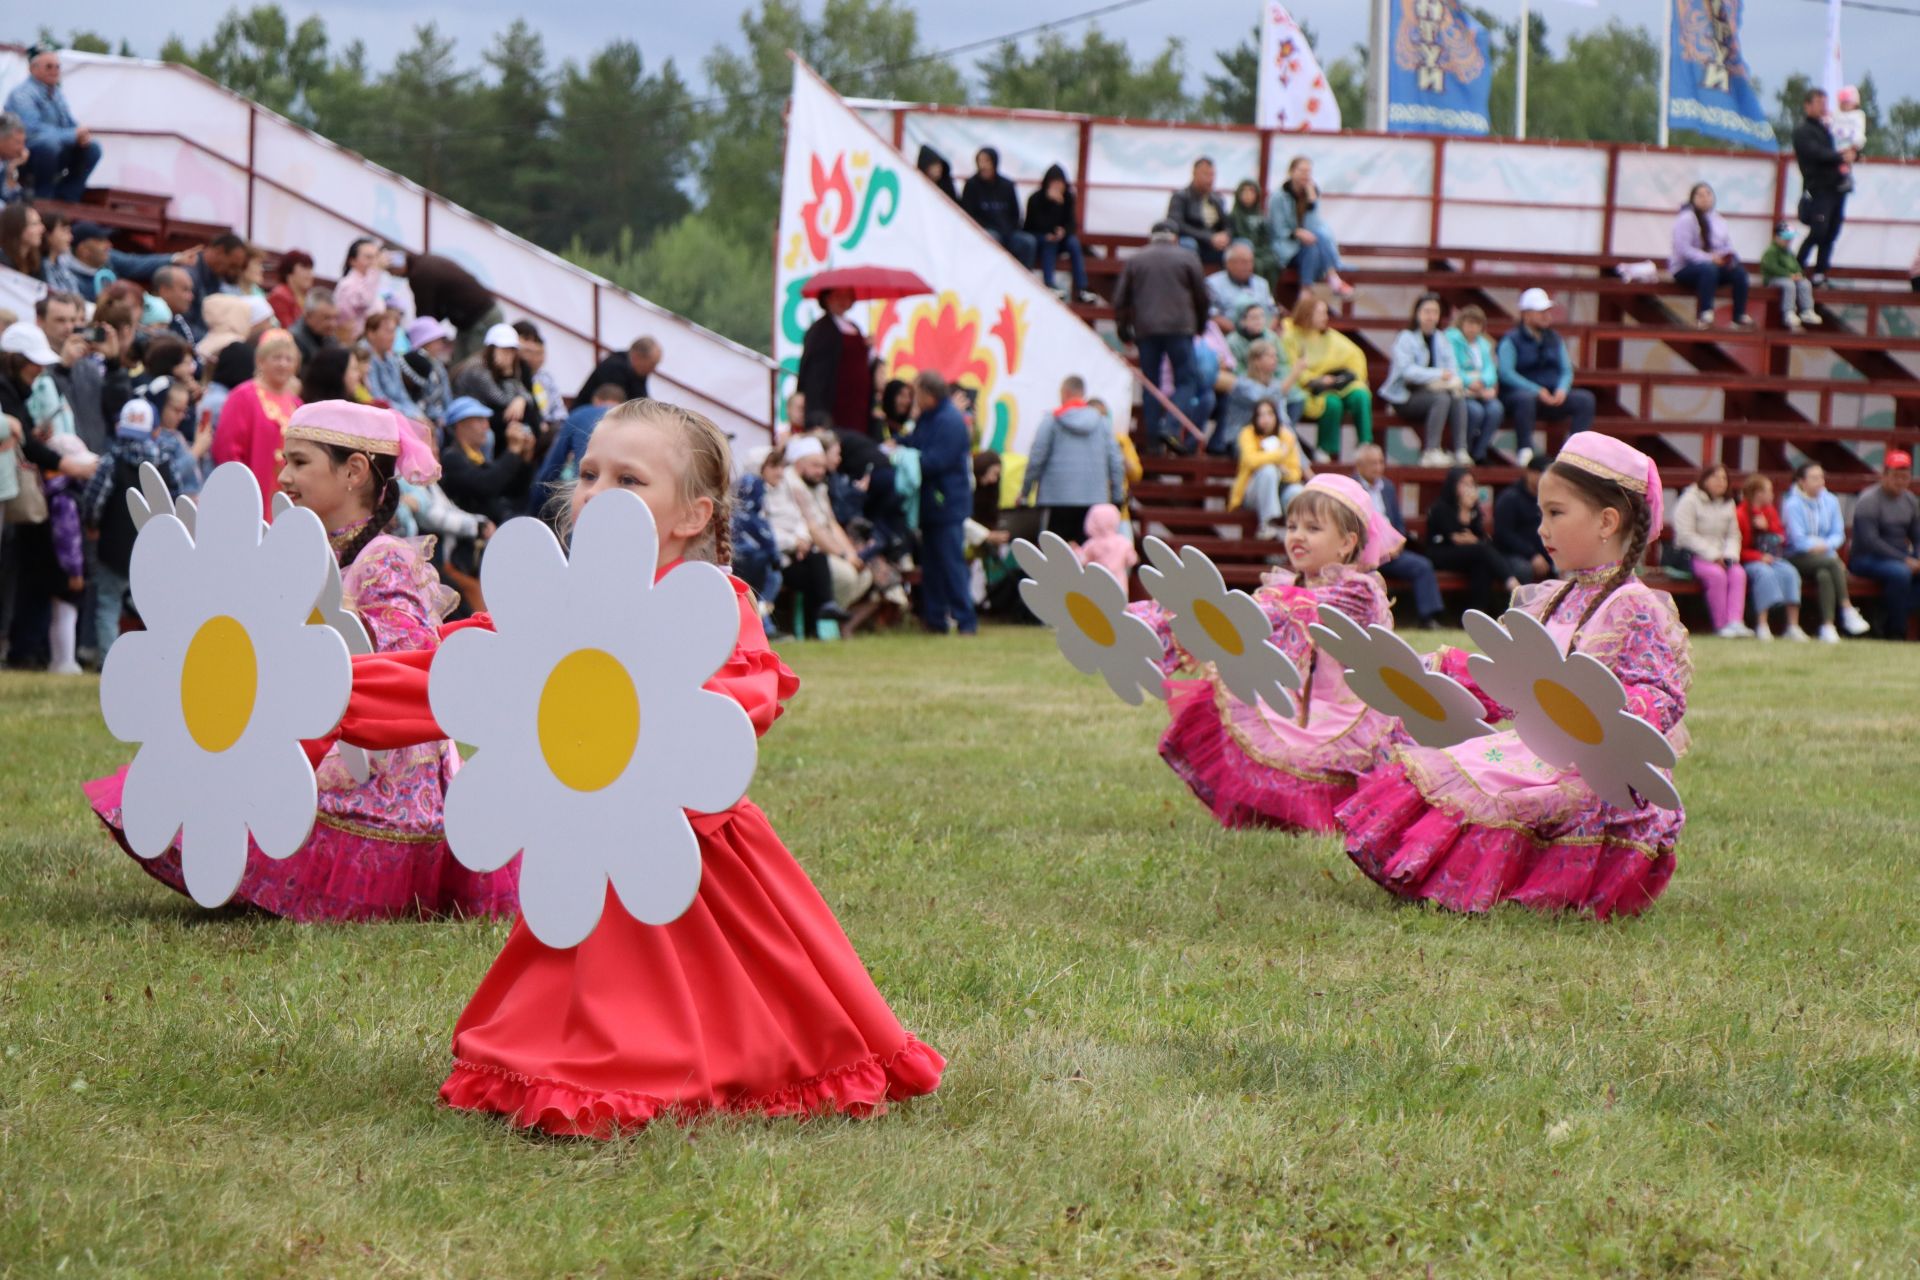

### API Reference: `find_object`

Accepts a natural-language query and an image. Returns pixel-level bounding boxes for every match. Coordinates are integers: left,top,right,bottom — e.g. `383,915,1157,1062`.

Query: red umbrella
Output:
802,266,933,302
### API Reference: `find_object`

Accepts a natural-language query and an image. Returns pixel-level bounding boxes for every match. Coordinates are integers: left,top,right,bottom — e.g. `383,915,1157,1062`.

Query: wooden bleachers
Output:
32,187,230,257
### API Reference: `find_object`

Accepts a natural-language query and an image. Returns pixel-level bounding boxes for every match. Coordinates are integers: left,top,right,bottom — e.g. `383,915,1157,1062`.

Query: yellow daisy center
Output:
1191,599,1245,657
1379,666,1445,721
538,649,641,792
307,607,325,626
180,616,257,753
1065,591,1117,648
1532,678,1605,746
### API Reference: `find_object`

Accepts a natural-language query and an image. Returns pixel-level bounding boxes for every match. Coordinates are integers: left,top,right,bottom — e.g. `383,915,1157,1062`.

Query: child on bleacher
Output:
1761,223,1821,331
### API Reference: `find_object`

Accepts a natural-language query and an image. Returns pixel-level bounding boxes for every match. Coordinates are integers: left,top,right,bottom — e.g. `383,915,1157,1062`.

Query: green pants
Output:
1314,387,1373,457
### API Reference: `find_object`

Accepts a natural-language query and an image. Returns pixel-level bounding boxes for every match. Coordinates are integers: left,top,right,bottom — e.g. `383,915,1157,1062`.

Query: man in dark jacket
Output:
797,289,872,433
916,144,958,201
1793,87,1849,285
1848,449,1920,638
578,336,659,404
1493,453,1552,583
1355,444,1443,629
911,370,976,635
400,252,503,361
960,148,1037,269
1167,157,1231,267
1113,222,1210,453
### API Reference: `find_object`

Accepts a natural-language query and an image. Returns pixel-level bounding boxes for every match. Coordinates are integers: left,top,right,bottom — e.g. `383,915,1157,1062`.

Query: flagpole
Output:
1516,1,1530,140
1370,0,1390,131
1658,0,1672,147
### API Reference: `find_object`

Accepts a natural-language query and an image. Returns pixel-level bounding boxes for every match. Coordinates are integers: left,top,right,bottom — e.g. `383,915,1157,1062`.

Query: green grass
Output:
3,630,1919,1278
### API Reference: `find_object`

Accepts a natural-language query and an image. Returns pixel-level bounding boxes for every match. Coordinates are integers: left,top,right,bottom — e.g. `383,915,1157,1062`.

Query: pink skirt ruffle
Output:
84,769,519,922
1159,679,1354,834
1339,764,1675,920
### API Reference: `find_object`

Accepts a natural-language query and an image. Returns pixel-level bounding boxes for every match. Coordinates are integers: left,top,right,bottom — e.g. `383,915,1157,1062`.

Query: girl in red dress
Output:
321,400,944,1136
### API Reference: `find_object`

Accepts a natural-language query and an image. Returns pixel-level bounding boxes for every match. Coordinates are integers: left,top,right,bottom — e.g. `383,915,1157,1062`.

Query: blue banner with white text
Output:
1387,0,1493,137
1668,0,1778,151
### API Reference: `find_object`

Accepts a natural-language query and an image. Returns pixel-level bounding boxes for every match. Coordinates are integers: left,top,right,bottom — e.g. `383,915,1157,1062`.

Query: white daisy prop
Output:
99,462,352,906
1309,604,1492,748
1013,530,1167,706
1463,609,1682,811
125,460,196,537
272,492,377,783
1137,536,1300,715
428,490,757,949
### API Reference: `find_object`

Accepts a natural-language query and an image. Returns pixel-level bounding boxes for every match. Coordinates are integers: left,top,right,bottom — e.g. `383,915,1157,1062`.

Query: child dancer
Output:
1132,473,1406,833
1340,434,1689,919
85,402,519,921
312,399,943,1136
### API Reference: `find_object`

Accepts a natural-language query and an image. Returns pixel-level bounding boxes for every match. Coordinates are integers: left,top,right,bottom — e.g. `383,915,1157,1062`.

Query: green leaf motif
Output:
843,168,900,251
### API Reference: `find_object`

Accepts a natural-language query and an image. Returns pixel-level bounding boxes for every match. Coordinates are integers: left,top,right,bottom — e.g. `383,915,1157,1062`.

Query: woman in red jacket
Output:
1738,473,1808,640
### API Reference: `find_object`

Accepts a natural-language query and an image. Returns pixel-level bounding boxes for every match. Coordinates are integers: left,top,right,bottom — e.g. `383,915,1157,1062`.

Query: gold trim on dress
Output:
314,812,448,844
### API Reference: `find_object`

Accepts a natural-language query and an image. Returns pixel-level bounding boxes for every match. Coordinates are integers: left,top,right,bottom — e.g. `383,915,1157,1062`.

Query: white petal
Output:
255,507,334,618
638,689,757,814
1460,608,1510,656
1624,760,1683,812
605,810,702,927
195,463,267,551
99,630,170,744
178,810,250,908
441,750,528,873
119,748,184,858
635,562,744,689
254,625,352,739
476,516,568,633
1010,537,1049,579
567,487,659,586
126,515,197,633
427,627,507,746
242,744,321,858
516,844,612,950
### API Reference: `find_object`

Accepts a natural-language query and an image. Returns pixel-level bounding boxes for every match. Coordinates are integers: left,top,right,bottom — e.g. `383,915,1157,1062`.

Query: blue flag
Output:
1668,0,1778,151
1387,0,1494,136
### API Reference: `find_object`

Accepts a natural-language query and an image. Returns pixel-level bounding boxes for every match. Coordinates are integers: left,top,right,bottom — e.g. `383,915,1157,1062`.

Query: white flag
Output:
1823,0,1844,104
1256,2,1341,132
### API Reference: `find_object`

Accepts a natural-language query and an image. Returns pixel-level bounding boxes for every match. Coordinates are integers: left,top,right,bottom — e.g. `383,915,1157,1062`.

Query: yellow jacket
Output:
1282,321,1369,419
1116,430,1142,498
1228,425,1306,509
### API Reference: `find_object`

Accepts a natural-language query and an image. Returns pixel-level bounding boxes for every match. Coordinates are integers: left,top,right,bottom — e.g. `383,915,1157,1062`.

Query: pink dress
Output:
1340,567,1691,920
1131,564,1401,833
84,533,520,921
209,378,301,518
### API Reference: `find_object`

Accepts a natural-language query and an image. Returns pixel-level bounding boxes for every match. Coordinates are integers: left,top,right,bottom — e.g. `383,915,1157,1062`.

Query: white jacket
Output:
1672,486,1741,562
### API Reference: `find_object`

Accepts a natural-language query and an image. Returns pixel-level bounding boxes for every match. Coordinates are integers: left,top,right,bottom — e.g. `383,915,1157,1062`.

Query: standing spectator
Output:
452,324,531,453
399,252,502,362
798,289,871,434
209,328,301,518
1206,241,1276,329
1113,221,1209,454
1380,292,1467,467
5,46,100,203
1848,450,1920,640
916,145,958,201
0,111,26,206
873,377,914,442
0,201,43,278
1669,183,1752,329
1760,223,1820,331
291,288,340,364
62,221,173,302
56,293,132,456
1672,463,1752,637
1492,454,1552,585
268,249,314,328
1444,304,1503,460
38,213,82,293
1024,164,1094,303
531,383,625,514
1019,375,1126,541
1737,473,1808,641
400,316,455,426
1217,338,1293,446
332,237,387,341
1268,155,1354,297
1496,288,1593,466
960,148,1037,269
1229,399,1308,539
1280,293,1370,461
440,395,534,527
1425,466,1519,616
80,399,167,660
1227,179,1280,282
1354,443,1443,629
362,309,425,422
1167,156,1231,267
1793,87,1849,286
512,321,568,434
578,336,660,404
911,370,975,636
1782,461,1872,642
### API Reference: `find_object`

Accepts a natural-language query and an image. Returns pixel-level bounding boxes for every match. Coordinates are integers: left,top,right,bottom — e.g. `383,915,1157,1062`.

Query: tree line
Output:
35,3,1920,354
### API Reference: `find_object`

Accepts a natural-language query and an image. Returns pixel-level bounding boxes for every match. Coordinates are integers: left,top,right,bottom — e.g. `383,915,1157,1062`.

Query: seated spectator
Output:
300,345,360,405
1168,156,1231,267
37,212,82,293
440,395,533,526
397,252,502,362
185,235,249,336
1280,293,1370,461
1382,292,1468,467
732,445,787,630
872,377,914,442
1782,462,1870,642
209,328,301,517
60,221,171,302
268,250,314,328
829,422,907,556
1226,302,1274,374
765,435,859,637
960,148,1036,269
1229,398,1308,539
1761,222,1820,332
6,47,100,203
579,335,659,403
147,265,201,349
1217,338,1293,449
333,237,388,341
1443,304,1503,461
1670,182,1752,329
1493,453,1551,585
0,201,43,278
510,320,567,434
1354,443,1442,629
1185,323,1232,453
916,145,958,201
1227,179,1280,281
1737,473,1808,641
240,244,269,299
399,316,455,425
1672,463,1752,637
1496,288,1593,465
1019,374,1127,542
0,111,26,205
1848,450,1920,639
1425,466,1519,616
1024,164,1094,303
292,288,341,364
362,309,425,422
531,382,625,515
452,324,532,453
1206,241,1276,330
1268,155,1353,297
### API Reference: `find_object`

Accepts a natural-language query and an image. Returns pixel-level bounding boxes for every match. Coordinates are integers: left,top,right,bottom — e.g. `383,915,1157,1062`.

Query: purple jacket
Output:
1669,207,1736,274
45,476,84,580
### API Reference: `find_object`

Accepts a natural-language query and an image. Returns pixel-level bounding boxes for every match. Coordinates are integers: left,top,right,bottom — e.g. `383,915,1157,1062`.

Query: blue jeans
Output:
1498,387,1595,453
920,519,976,634
1849,554,1913,638
93,560,132,660
1242,466,1303,527
1746,557,1800,621
732,549,782,609
1290,217,1344,284
1674,261,1750,319
1038,234,1087,291
1464,395,1504,460
991,229,1039,269
22,137,102,203
1135,333,1199,448
1381,550,1443,620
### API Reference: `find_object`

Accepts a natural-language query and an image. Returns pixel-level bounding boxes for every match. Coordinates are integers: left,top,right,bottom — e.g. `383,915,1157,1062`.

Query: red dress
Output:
326,577,945,1137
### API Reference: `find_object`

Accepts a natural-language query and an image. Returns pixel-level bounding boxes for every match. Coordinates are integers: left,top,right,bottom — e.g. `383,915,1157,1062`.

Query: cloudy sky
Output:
45,0,1920,106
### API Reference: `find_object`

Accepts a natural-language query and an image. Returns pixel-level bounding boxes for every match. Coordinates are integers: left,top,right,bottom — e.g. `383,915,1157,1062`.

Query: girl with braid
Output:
1341,434,1690,919
86,403,520,920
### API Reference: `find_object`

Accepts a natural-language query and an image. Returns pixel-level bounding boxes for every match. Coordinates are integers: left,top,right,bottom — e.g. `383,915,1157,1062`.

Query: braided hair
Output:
317,443,400,568
1540,459,1653,641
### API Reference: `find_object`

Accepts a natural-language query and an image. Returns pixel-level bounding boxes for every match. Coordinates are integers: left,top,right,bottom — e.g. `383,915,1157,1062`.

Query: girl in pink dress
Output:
1340,434,1689,919
209,328,302,518
85,403,519,921
1131,474,1407,833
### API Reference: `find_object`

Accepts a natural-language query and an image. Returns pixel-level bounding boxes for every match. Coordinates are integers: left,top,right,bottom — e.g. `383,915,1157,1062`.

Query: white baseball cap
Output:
1517,287,1554,314
0,321,59,366
483,322,521,350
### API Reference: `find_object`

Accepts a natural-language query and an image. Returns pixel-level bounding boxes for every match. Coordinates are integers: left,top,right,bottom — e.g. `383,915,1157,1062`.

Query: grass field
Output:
3,628,1920,1278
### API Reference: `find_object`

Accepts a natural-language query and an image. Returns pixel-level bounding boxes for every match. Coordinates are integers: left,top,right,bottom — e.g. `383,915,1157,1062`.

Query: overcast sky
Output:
44,1,1920,107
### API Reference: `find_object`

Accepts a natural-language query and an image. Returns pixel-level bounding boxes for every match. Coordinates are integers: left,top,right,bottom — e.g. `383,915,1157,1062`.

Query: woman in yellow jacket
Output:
1227,401,1311,538
1281,294,1371,461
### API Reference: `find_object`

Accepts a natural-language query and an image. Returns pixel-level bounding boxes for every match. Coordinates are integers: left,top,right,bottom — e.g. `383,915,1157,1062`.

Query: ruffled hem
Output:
438,1034,946,1139
1339,764,1675,920
1158,680,1354,833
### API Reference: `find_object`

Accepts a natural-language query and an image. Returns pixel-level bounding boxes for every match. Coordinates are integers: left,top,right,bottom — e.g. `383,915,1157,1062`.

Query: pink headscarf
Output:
1304,473,1404,571
284,401,442,486
1554,433,1663,538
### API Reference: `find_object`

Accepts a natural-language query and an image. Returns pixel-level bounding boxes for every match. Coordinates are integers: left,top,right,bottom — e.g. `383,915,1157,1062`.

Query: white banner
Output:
1256,2,1342,133
775,62,1133,457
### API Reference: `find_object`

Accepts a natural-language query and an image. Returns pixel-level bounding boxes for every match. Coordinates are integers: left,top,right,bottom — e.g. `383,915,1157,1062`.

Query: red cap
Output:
1889,449,1913,471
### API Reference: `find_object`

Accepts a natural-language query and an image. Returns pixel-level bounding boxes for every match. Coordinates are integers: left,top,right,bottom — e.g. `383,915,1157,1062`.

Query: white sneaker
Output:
49,661,84,675
1755,624,1774,642
1715,622,1754,638
1419,448,1452,467
1516,447,1534,467
1818,623,1841,643
1801,309,1823,325
1454,450,1474,466
1782,625,1811,642
1696,310,1716,328
1785,312,1804,331
1840,605,1872,636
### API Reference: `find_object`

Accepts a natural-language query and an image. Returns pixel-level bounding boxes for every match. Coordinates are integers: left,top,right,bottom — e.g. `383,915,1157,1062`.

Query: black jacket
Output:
577,354,648,404
1793,116,1845,196
1167,185,1229,245
1112,240,1210,340
1023,164,1076,240
916,145,958,201
407,253,497,330
960,152,1023,238
440,441,530,527
1493,482,1547,560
